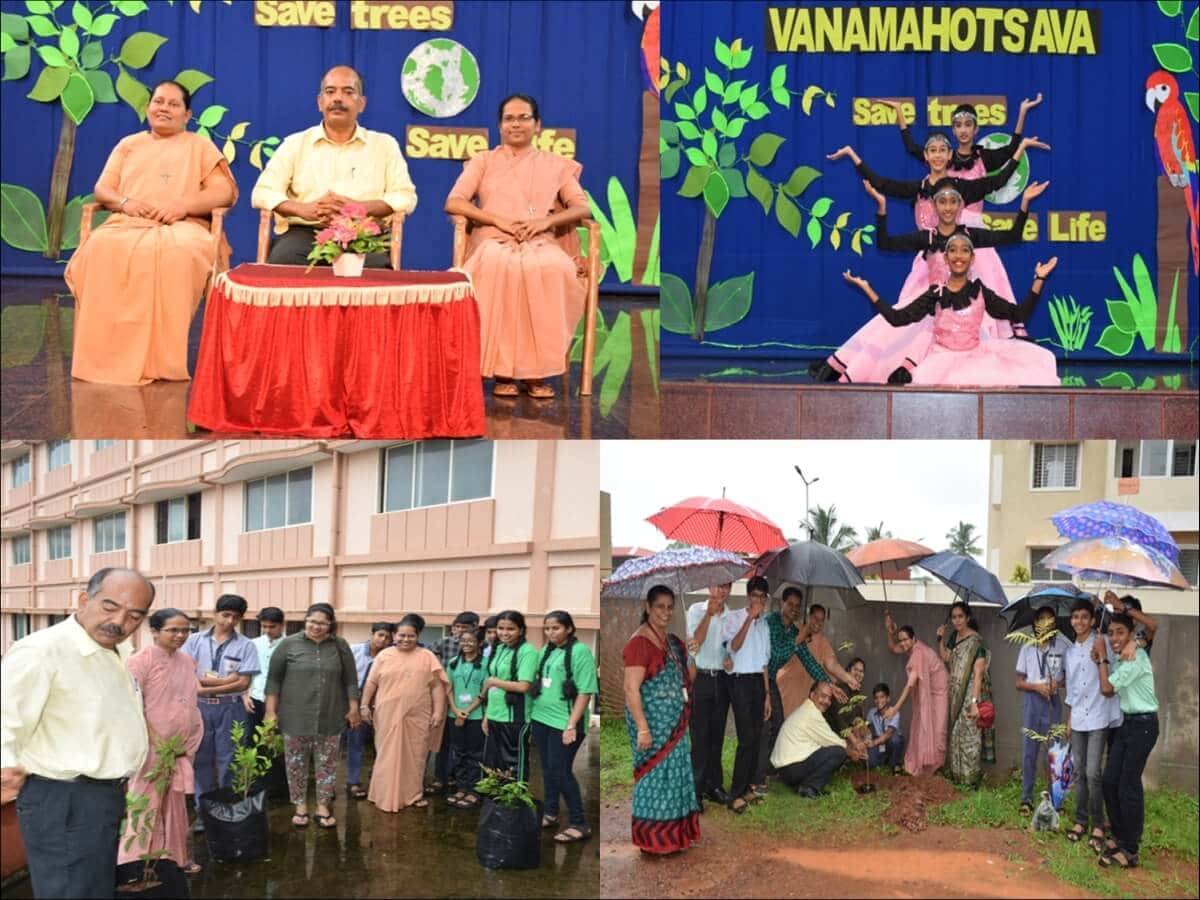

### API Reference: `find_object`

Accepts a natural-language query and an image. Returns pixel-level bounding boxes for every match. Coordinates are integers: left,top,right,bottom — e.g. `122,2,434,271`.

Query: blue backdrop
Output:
0,0,652,290
661,0,1200,365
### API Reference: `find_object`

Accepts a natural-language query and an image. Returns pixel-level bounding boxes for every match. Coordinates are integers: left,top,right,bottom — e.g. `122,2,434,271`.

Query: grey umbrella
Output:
756,540,868,611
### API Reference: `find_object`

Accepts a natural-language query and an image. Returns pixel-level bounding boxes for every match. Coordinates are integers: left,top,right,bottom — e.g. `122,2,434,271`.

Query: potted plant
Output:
836,693,877,794
116,734,190,898
305,201,389,276
474,765,542,870
198,719,283,864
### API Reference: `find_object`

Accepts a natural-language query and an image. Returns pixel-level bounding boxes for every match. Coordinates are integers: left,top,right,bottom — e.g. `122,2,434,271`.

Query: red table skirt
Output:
187,266,485,438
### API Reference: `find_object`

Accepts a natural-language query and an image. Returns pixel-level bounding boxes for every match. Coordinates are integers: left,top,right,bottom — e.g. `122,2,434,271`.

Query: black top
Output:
875,209,1029,255
872,278,1042,327
855,157,1018,205
901,126,1023,172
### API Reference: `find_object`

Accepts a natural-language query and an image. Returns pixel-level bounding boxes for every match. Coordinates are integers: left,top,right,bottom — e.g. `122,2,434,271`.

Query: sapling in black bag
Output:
474,765,542,870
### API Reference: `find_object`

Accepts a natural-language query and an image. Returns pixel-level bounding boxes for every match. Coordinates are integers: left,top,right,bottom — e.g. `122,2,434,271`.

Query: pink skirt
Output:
911,338,1060,386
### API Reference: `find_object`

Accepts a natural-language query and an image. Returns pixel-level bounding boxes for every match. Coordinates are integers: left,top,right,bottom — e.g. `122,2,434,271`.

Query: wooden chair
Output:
450,215,601,396
256,209,404,270
79,203,230,272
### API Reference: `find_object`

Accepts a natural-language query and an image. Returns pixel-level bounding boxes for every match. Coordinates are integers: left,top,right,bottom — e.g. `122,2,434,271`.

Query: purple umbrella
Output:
1050,500,1178,564
600,546,750,601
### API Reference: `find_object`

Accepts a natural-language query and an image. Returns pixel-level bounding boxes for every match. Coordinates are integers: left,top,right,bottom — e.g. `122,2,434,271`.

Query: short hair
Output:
453,611,480,627
1108,613,1134,632
808,603,828,619
149,608,189,631
320,65,364,95
498,92,539,123
872,682,891,697
896,625,915,641
924,131,952,150
370,621,397,635
86,567,156,604
809,680,831,697
151,79,192,110
398,613,425,633
746,575,769,595
780,586,804,604
215,593,248,616
1034,605,1057,621
848,657,866,671
305,602,335,623
951,102,978,122
1070,598,1095,618
1120,595,1143,612
258,606,284,624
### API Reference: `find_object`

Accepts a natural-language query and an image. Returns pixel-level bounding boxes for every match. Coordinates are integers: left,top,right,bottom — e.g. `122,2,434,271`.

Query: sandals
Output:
728,797,748,815
523,380,555,399
447,791,467,807
459,793,480,809
182,862,202,876
492,380,520,397
315,814,336,829
411,798,430,809
1099,850,1137,869
541,814,560,829
348,785,368,800
1066,824,1086,842
1087,834,1107,854
554,825,592,843
291,813,310,828
424,780,446,796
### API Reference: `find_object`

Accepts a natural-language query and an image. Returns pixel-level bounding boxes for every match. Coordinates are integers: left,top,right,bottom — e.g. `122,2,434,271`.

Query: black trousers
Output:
775,746,847,793
266,225,391,268
483,719,532,784
1102,713,1159,857
756,677,784,783
689,670,730,796
729,674,766,798
16,775,125,899
448,718,486,791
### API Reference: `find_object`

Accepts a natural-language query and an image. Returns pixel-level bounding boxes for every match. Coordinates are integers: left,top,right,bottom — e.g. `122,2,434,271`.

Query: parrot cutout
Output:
1146,70,1199,274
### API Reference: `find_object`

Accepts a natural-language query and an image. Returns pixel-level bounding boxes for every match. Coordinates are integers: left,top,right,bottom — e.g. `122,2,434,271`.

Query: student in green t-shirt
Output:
482,610,539,782
445,627,487,809
530,610,597,844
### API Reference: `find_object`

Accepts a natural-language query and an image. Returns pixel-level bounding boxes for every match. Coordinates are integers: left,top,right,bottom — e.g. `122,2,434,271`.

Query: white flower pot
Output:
332,253,366,277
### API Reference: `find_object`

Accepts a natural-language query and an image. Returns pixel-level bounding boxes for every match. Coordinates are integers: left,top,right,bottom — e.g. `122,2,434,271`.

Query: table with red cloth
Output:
187,264,485,438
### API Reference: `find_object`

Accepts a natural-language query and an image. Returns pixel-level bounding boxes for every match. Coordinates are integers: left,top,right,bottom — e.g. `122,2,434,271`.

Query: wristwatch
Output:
118,196,129,210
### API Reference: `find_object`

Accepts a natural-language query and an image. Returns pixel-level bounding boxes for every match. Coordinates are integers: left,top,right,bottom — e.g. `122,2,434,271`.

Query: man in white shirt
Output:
685,581,732,810
721,576,772,813
1,567,154,899
1015,605,1071,814
771,681,867,797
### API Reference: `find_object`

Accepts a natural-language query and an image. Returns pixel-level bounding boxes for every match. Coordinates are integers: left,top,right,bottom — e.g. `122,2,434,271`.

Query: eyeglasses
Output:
159,627,190,635
501,114,535,124
304,619,331,628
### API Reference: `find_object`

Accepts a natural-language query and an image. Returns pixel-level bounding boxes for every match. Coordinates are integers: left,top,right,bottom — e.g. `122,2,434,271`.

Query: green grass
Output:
600,718,633,796
722,771,890,839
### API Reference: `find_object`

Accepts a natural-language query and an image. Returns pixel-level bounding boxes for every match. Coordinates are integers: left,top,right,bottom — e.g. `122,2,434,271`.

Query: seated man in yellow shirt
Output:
769,680,867,797
251,65,418,267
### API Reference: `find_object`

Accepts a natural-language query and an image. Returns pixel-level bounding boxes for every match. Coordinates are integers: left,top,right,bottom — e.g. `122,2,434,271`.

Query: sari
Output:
65,130,237,385
446,145,586,380
946,632,995,786
902,639,948,776
117,645,203,867
622,633,700,854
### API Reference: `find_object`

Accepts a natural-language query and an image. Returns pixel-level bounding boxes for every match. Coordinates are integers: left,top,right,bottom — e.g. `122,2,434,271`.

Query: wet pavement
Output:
4,730,599,899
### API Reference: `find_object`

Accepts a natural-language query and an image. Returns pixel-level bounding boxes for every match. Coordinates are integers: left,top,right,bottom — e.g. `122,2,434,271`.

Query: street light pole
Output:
794,465,819,539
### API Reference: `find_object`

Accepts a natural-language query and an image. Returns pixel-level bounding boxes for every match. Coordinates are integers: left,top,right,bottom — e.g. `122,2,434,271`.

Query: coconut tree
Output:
804,504,857,553
862,521,892,542
945,521,983,558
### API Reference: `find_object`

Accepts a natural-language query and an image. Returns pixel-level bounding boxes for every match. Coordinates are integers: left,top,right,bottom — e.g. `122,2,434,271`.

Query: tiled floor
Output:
0,279,659,440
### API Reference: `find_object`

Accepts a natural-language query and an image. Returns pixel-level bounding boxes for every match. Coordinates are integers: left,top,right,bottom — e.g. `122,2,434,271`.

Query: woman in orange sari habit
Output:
444,93,589,400
65,79,237,386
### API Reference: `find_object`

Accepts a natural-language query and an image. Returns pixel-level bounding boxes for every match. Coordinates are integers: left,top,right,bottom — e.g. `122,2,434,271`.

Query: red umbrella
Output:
647,495,788,556
845,539,935,610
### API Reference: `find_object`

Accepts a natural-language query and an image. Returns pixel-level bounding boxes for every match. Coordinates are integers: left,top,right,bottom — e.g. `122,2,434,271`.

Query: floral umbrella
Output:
647,495,788,556
600,546,751,601
1040,536,1188,590
1050,500,1179,564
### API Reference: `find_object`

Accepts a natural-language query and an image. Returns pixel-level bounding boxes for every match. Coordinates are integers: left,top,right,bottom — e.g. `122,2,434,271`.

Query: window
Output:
48,614,66,626
1172,441,1197,477
380,440,494,513
94,440,116,451
1030,547,1072,582
11,534,31,565
11,454,30,487
47,525,71,560
14,614,32,641
46,440,70,471
93,511,127,553
1032,443,1079,489
1139,441,1170,477
155,493,201,544
1179,548,1199,587
244,467,312,532
1115,440,1197,478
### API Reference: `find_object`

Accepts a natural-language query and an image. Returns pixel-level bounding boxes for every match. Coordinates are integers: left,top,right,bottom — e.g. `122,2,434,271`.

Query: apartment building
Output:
0,439,600,653
985,440,1199,585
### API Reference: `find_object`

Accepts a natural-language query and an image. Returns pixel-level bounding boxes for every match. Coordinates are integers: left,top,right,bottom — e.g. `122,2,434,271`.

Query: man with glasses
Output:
183,593,260,832
722,576,772,814
1,568,154,898
251,65,418,266
685,581,732,813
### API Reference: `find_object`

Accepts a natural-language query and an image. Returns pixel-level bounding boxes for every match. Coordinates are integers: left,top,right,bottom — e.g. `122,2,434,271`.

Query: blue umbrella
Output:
1050,500,1179,564
999,583,1093,639
916,551,1007,606
600,546,750,601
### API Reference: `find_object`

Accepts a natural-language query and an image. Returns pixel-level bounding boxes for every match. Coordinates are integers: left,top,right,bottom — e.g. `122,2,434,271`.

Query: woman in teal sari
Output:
622,585,700,854
939,601,994,786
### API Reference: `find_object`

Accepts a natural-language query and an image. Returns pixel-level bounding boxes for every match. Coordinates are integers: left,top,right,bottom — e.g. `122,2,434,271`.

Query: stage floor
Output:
1,278,660,440
661,358,1199,439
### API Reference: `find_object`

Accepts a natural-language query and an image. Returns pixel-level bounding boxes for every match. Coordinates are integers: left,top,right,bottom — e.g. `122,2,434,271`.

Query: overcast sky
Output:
601,440,992,552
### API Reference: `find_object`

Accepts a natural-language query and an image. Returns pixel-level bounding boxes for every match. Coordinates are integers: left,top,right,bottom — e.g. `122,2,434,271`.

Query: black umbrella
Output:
916,551,1007,606
998,583,1092,640
756,540,867,611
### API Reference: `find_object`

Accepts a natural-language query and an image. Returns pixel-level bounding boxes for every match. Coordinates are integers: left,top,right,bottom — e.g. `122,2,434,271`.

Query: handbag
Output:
975,700,995,729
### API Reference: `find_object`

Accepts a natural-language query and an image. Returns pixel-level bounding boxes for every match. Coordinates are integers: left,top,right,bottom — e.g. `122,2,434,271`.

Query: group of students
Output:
814,95,1062,387
621,579,1162,873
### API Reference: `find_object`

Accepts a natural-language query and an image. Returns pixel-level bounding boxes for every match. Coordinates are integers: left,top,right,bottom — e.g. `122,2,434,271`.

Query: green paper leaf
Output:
677,119,700,140
1097,371,1135,389
27,14,59,36
89,13,117,36
118,31,167,69
660,147,680,180
810,196,833,219
1188,8,1198,40
0,32,13,53
705,272,754,331
59,25,79,59
746,101,769,120
1105,299,1137,334
114,0,150,15
1,12,30,39
0,183,49,252
806,216,822,248
174,68,214,95
684,146,708,167
746,165,772,215
693,86,708,115
675,101,696,121
678,165,711,198
772,87,790,108
703,169,730,218
835,211,851,229
1151,42,1193,72
724,117,747,138
597,311,632,416
704,68,723,94
3,44,31,81
61,192,93,250
36,44,67,67
782,164,821,198
714,37,731,67
770,63,787,89
605,176,636,282
1184,91,1198,121
660,120,679,145
25,0,53,13
1156,0,1181,15
722,81,741,104
776,189,801,237
116,65,150,121
747,132,785,166
730,47,752,69
738,83,758,109
72,1,93,30
701,129,717,160
196,103,228,128
717,143,735,168
1,306,47,368
711,107,728,135
27,63,69,101
60,71,93,124
1096,324,1136,357
660,273,694,335
830,228,841,250
861,233,873,245
79,41,103,68
720,167,747,198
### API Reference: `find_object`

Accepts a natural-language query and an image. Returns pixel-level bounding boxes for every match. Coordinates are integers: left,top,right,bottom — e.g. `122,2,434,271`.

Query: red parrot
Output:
1146,70,1199,274
636,2,660,97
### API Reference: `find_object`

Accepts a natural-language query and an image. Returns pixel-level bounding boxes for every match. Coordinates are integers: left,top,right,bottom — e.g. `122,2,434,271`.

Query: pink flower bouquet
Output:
305,202,389,268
